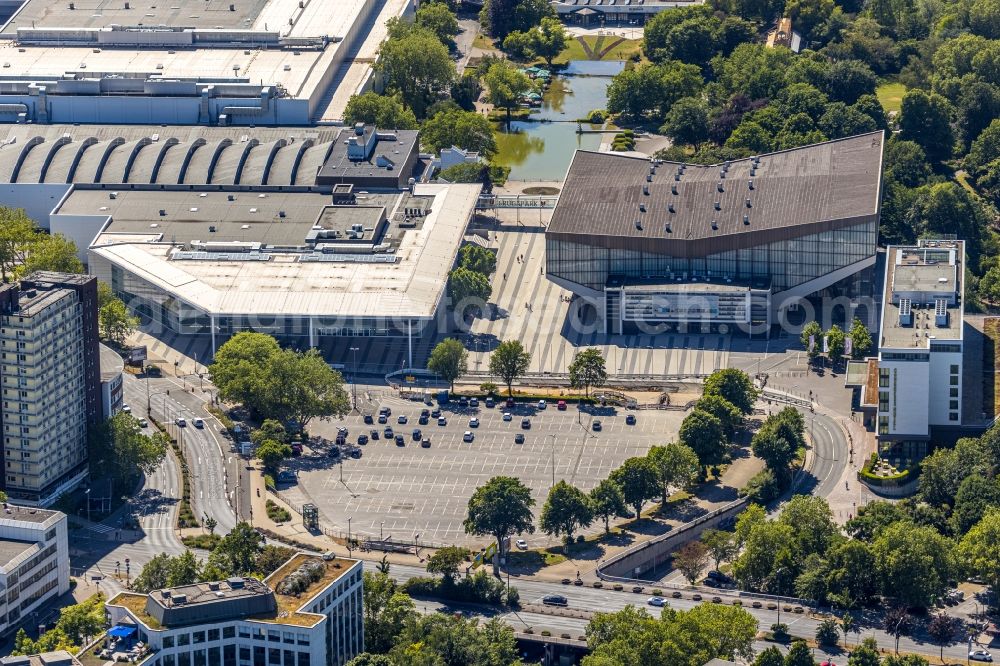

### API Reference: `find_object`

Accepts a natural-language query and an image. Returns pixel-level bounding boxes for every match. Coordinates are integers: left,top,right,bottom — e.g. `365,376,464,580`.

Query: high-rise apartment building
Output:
0,272,100,506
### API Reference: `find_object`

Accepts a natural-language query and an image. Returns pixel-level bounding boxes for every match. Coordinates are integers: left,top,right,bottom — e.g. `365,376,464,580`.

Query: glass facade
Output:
546,221,877,293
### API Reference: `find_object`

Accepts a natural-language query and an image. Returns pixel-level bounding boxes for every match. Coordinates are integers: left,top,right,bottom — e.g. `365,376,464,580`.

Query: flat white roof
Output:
87,183,482,320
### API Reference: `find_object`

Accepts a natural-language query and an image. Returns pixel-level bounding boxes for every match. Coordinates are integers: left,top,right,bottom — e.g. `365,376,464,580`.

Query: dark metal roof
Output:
548,132,884,248
145,577,277,627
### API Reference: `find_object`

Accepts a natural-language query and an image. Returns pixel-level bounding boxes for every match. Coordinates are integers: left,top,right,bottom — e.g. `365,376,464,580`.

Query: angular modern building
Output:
545,132,884,334
874,239,965,445
105,554,364,666
0,273,100,505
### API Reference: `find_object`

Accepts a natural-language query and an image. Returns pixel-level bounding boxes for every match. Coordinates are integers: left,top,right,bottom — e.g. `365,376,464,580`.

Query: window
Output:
253,647,265,666
164,636,175,648
208,629,220,642
878,368,890,388
223,627,236,639
296,634,309,646
194,650,206,666
878,391,889,412
194,631,206,644
950,388,959,398
297,654,310,666
269,649,281,665
283,632,294,645
239,648,251,661
177,654,191,666
283,651,295,666
950,400,959,410
178,634,191,647
268,630,280,643
950,376,959,386
878,415,889,435
951,364,959,374
164,656,175,666
950,412,959,421
224,645,236,666
208,647,221,666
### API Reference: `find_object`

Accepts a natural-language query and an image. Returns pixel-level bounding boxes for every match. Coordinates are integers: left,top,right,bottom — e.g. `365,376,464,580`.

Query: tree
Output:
883,606,913,654
19,232,84,276
481,0,555,40
88,413,168,492
55,593,106,645
0,208,43,282
132,553,171,593
753,646,785,666
952,474,1000,534
488,340,531,396
264,348,351,431
427,338,468,391
703,369,757,414
824,60,877,104
448,266,492,316
840,613,857,648
209,522,264,576
530,17,567,67
679,409,726,467
252,419,287,446
695,394,742,439
99,297,140,347
958,508,1000,595
421,107,498,157
647,442,700,505
701,529,736,570
203,514,218,535
848,317,872,359
801,320,822,358
464,476,535,573
672,540,709,584
343,92,418,130
825,324,846,363
610,456,659,520
458,244,497,276
210,332,282,417
899,89,955,163
732,520,796,593
848,637,882,666
362,571,416,654
872,521,955,608
256,545,295,576
377,29,455,117
256,439,291,474
540,480,594,540
752,416,799,478
815,618,840,646
167,549,202,586
568,348,607,398
589,478,627,534
426,545,469,585
927,613,957,662
415,2,460,45
660,96,710,146
484,60,532,122
785,640,817,666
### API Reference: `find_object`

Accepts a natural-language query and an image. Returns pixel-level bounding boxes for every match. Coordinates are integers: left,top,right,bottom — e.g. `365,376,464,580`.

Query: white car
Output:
176,417,187,427
193,418,204,428
122,404,132,413
537,400,546,410
502,412,512,422
138,418,149,428
515,539,528,550
647,596,667,607
463,431,474,442
970,650,993,663
469,417,480,428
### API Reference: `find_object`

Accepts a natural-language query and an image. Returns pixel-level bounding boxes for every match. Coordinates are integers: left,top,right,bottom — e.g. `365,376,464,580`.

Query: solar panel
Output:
898,298,911,316
935,298,948,317
171,251,270,262
299,253,398,264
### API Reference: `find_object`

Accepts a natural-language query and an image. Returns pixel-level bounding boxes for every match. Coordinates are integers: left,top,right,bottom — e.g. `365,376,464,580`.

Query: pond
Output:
492,60,625,182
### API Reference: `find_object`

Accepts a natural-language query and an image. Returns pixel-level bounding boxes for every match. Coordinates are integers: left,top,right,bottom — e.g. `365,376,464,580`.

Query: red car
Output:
290,444,303,456
557,400,567,410
506,398,516,407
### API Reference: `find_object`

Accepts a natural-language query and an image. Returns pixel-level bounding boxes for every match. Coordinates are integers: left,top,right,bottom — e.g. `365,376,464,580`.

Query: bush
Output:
771,623,790,640
401,569,507,605
576,534,586,543
264,474,276,491
265,499,291,523
586,109,606,123
541,630,551,637
506,586,520,607
652,589,663,596
181,533,222,551
740,468,782,504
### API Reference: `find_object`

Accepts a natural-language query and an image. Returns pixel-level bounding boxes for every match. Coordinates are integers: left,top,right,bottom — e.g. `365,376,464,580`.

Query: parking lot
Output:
282,394,685,547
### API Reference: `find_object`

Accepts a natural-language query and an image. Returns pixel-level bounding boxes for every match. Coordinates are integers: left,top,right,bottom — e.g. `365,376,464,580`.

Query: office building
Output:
0,273,99,505
105,554,364,666
545,132,884,333
1,651,81,666
0,504,70,637
0,0,411,125
874,239,965,444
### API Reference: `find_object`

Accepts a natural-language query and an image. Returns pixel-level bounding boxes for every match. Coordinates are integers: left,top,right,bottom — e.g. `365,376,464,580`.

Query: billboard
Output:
126,346,147,365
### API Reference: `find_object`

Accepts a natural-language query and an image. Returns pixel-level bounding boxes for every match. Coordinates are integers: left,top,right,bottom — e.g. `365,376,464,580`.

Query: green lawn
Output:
876,82,906,114
553,36,644,65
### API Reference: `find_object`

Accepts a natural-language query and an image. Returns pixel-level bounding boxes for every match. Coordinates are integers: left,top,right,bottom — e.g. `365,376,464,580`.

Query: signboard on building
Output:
126,346,147,366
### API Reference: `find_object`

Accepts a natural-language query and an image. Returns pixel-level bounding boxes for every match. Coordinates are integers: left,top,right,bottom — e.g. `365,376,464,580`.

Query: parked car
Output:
431,408,441,418
337,426,349,436
357,434,368,445
397,415,408,424
537,400,547,410
418,415,429,425
647,597,666,607
625,414,636,425
421,408,430,418
378,414,388,424
506,398,515,407
557,400,567,410
469,417,480,428
379,406,391,417
138,418,149,428
193,418,204,428
485,397,495,408
514,433,525,444
349,448,362,459
384,427,394,438
176,417,187,427
277,470,296,483
543,595,568,607
363,413,373,424
458,397,469,408
421,438,431,448
122,404,132,413
470,398,479,407
290,444,302,456
502,412,512,422
970,650,993,663
521,418,531,429
515,539,528,550
438,416,448,426
592,420,602,431
369,429,379,440
395,435,405,446
463,431,474,442
412,429,422,440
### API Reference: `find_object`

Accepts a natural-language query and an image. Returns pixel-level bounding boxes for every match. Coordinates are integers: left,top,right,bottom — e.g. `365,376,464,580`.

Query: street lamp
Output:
347,517,353,554
380,521,384,543
84,488,91,523
349,347,360,412
549,434,556,488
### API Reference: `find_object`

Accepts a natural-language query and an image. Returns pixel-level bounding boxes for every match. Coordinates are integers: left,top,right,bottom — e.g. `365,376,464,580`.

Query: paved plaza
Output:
283,393,685,547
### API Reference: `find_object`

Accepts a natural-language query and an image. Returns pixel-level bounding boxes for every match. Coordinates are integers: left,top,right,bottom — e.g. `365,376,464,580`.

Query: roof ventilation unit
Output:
668,203,675,213
671,184,678,195
935,298,949,327
743,214,750,225
643,185,649,195
646,173,653,183
665,223,672,233
750,167,756,177
714,201,721,211
639,203,646,212
717,181,724,192
745,198,752,208
748,180,754,190
674,173,680,182
634,220,642,231
898,298,913,326
649,164,656,175
159,209,166,216
711,219,718,231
